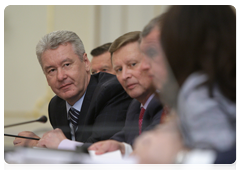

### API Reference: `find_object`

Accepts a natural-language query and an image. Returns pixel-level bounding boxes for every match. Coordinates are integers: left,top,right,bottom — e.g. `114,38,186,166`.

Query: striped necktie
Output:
68,107,80,131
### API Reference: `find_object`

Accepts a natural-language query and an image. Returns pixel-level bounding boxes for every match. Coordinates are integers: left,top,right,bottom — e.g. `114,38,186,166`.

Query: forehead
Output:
141,27,160,46
112,42,141,64
91,52,111,64
41,43,79,69
42,43,75,59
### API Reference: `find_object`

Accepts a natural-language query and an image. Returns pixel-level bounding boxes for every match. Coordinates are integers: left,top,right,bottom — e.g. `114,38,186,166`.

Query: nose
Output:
141,55,151,71
57,68,67,81
121,67,131,80
141,55,155,77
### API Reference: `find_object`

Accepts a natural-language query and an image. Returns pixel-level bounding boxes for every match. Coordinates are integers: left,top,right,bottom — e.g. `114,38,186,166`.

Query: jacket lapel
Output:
55,98,71,139
75,75,98,141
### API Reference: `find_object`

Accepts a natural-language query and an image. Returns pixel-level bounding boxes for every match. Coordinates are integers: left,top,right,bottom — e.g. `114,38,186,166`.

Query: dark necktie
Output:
138,107,146,135
68,107,80,131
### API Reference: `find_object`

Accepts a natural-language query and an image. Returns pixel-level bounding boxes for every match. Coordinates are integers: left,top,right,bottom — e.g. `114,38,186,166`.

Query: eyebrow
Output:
145,47,158,57
113,65,120,70
43,58,72,72
101,65,111,69
44,65,54,72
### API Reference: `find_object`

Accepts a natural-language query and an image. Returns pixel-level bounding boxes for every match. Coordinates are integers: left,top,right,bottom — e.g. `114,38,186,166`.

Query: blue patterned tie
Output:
69,107,80,130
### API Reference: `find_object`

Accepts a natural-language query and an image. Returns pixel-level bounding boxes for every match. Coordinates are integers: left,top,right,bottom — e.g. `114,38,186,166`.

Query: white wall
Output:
97,5,168,46
4,6,49,115
3,4,238,156
4,5,169,146
4,5,169,117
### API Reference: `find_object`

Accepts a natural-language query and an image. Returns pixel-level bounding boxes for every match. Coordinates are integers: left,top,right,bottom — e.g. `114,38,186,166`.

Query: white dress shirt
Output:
58,92,86,150
121,94,155,157
58,94,155,156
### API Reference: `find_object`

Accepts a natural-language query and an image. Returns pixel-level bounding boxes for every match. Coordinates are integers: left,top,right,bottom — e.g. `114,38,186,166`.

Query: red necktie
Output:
139,107,146,135
160,105,169,123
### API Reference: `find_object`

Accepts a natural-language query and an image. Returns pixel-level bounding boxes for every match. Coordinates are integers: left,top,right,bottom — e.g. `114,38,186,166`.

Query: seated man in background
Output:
132,5,236,164
90,42,115,75
13,30,132,150
88,31,165,157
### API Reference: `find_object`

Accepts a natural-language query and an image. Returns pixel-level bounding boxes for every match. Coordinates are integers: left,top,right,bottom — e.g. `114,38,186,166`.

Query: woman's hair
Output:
161,5,236,101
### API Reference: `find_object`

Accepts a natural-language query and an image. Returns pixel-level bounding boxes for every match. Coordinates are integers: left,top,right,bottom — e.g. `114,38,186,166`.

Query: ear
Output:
83,53,90,72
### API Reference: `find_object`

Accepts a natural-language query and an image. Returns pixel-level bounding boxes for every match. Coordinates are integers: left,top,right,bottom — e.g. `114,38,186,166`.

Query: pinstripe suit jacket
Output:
111,96,163,146
48,72,132,143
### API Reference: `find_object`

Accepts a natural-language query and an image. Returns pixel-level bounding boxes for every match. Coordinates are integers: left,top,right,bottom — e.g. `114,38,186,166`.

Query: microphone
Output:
4,115,48,128
4,134,40,140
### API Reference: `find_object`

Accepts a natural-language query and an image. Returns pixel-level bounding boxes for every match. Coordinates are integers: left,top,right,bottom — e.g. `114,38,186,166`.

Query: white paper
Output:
5,147,137,164
89,150,122,159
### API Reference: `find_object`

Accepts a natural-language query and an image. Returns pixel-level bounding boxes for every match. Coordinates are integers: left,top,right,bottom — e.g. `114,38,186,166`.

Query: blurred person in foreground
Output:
90,42,115,75
133,5,236,164
13,30,132,149
88,31,165,157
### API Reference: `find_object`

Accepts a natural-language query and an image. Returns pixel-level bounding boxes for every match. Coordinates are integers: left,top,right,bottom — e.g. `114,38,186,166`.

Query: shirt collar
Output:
141,94,155,110
66,91,86,113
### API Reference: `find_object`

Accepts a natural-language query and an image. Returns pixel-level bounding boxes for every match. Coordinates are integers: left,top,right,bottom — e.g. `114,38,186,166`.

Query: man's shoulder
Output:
146,96,163,115
89,72,132,105
92,72,118,84
129,99,141,109
49,95,65,106
91,72,122,91
125,99,141,116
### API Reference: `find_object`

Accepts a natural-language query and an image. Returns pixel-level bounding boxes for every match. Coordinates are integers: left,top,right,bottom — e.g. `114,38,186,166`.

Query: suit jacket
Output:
48,72,133,143
111,96,163,146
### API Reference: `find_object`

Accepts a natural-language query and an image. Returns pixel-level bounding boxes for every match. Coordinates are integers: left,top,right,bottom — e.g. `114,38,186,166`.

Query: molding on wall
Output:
121,5,128,35
26,6,55,119
47,5,55,33
93,5,101,48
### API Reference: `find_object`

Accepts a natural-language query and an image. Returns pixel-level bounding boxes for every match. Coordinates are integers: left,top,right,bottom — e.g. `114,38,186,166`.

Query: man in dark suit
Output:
88,31,164,156
48,72,131,143
13,30,132,149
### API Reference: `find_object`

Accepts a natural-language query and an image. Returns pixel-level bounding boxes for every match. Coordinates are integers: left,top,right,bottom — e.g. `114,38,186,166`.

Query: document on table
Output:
81,150,138,170
89,150,122,160
5,146,137,164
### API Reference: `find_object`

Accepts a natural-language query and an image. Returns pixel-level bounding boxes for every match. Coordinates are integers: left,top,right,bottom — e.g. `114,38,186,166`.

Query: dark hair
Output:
90,42,112,57
109,31,141,56
161,5,236,102
141,13,165,38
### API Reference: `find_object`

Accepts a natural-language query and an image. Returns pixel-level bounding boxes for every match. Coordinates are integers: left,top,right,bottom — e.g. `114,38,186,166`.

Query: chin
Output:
59,91,76,100
153,81,162,91
128,92,142,99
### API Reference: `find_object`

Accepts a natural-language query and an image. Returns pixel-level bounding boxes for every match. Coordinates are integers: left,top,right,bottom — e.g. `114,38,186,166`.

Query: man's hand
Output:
131,119,184,164
88,140,125,155
13,131,40,147
36,128,67,149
